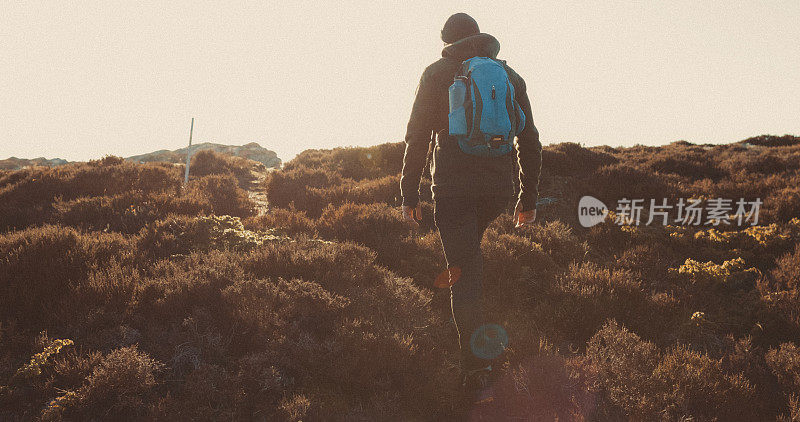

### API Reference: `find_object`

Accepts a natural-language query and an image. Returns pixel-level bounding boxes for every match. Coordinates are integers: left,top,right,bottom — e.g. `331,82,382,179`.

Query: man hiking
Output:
400,13,542,401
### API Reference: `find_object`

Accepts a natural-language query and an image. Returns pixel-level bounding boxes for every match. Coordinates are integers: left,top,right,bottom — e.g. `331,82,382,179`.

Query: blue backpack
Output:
448,57,525,157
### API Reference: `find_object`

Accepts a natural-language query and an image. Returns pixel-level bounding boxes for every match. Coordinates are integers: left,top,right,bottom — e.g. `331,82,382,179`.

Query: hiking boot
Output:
461,365,494,405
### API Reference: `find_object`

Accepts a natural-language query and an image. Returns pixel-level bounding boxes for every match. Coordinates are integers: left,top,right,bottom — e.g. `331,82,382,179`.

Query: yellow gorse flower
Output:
16,338,74,378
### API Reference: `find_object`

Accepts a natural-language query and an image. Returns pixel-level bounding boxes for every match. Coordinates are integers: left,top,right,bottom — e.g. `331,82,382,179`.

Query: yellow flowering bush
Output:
694,223,791,248
672,257,759,286
15,338,74,379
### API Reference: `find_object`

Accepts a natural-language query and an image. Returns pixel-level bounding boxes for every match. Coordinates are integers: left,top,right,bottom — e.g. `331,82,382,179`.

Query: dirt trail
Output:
246,168,272,216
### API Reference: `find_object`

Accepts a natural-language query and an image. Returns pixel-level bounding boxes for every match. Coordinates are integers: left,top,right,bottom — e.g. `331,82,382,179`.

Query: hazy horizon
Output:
3,1,799,163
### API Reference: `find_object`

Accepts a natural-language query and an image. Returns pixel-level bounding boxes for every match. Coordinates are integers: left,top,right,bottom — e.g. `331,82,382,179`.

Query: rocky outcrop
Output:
0,157,69,170
126,142,281,168
1,143,281,171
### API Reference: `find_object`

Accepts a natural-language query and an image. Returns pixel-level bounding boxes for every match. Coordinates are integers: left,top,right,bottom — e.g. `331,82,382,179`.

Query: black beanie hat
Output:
441,13,479,44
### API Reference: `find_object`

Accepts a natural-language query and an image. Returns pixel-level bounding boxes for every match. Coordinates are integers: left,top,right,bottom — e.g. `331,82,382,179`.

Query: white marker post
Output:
184,117,194,185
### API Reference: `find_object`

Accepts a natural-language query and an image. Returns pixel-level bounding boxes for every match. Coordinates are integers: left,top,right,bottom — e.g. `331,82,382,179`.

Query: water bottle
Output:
449,77,466,113
448,77,468,136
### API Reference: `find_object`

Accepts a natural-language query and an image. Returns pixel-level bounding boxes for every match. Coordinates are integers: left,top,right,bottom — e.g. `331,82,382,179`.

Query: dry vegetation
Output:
1,136,799,421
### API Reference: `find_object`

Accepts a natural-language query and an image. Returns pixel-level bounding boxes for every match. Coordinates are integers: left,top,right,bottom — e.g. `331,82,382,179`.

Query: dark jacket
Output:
400,33,542,211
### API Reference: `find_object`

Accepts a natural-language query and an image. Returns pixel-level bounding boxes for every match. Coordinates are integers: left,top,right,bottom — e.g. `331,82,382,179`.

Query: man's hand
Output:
514,202,536,228
402,203,422,227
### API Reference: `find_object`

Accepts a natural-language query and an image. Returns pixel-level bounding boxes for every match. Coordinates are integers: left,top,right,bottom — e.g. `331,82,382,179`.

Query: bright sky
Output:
2,1,799,163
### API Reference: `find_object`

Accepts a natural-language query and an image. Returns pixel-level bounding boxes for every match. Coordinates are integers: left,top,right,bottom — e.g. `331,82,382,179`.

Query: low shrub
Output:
491,216,589,268
54,191,210,234
264,165,344,212
316,202,412,248
243,207,317,237
758,244,800,340
481,229,556,295
42,346,164,420
183,174,254,218
741,134,800,147
614,242,683,291
541,142,616,177
136,215,283,261
587,320,760,420
0,159,182,231
284,143,405,181
543,263,668,347
766,343,800,413
652,345,757,420
470,339,598,420
265,167,400,217
586,320,661,418
586,163,681,205
0,225,133,330
768,186,800,223
189,150,255,184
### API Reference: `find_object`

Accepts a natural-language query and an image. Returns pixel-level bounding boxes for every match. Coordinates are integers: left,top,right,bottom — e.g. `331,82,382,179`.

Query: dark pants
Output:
433,195,509,371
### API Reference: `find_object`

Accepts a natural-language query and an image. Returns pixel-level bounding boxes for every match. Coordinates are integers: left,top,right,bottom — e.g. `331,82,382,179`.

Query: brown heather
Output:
1,137,799,420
